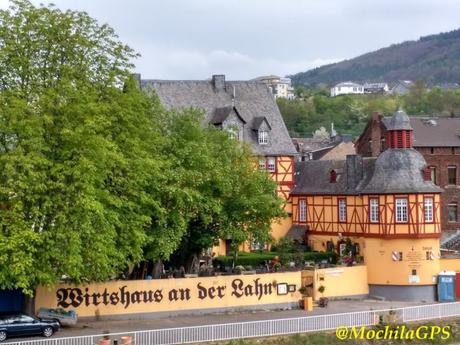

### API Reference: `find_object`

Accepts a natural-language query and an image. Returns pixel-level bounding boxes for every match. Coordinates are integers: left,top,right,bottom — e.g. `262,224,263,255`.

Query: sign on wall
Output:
36,272,301,317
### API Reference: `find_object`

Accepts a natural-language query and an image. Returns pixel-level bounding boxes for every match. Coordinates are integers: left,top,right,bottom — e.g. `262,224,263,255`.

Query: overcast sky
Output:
1,0,460,80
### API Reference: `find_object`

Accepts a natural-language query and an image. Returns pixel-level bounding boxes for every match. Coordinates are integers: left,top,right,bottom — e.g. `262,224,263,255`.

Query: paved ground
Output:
5,299,427,342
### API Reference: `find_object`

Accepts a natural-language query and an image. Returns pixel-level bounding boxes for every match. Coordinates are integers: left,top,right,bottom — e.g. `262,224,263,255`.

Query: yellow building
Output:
290,110,444,300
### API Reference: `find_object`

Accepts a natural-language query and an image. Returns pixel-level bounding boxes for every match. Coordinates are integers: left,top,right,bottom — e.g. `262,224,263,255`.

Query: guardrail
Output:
5,302,460,345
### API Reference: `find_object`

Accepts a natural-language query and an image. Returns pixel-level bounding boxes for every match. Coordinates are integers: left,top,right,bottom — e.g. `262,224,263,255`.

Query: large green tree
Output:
0,0,167,293
150,110,286,272
0,0,287,292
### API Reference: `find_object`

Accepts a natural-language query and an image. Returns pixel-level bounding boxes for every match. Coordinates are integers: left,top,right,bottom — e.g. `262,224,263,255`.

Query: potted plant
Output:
234,265,245,274
318,285,328,307
298,286,313,311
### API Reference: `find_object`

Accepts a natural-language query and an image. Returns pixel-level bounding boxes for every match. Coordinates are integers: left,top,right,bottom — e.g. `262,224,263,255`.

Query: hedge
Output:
213,251,337,268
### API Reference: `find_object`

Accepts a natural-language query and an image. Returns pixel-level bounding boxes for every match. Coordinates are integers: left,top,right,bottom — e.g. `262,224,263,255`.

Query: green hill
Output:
290,29,460,87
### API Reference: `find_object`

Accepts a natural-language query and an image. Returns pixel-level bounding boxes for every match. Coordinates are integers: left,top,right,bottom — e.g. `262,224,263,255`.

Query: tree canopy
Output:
278,84,460,139
0,0,285,293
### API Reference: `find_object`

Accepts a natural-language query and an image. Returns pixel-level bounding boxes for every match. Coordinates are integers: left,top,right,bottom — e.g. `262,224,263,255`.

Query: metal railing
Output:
5,302,460,345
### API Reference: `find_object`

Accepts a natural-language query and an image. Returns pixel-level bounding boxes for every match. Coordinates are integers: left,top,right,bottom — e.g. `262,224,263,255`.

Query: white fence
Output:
5,302,460,345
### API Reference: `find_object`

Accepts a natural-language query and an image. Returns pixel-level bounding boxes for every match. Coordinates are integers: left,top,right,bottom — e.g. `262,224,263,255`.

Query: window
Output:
251,239,264,251
267,157,276,172
227,127,240,140
299,199,307,222
448,166,457,185
369,198,379,223
338,199,347,222
430,166,437,185
424,197,433,223
258,159,266,170
258,130,268,145
448,203,458,222
395,198,408,223
430,147,434,154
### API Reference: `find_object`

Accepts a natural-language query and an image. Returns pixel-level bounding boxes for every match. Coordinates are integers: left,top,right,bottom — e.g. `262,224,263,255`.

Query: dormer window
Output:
258,130,268,145
227,125,241,140
253,116,271,145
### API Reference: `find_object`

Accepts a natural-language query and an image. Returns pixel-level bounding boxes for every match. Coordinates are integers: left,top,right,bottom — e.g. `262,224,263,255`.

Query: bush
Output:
213,251,337,269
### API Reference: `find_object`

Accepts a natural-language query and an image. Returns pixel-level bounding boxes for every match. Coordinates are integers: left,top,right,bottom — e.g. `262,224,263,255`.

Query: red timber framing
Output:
291,193,441,239
271,156,295,200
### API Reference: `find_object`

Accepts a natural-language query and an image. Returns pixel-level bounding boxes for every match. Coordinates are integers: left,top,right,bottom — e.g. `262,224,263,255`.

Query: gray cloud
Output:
1,0,459,79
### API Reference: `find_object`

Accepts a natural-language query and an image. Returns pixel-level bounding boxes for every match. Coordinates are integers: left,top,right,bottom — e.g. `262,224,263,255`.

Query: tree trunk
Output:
23,292,35,315
152,260,163,279
185,254,199,274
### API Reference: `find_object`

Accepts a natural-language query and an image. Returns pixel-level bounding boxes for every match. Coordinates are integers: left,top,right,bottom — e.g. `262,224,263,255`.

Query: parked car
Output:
0,313,60,342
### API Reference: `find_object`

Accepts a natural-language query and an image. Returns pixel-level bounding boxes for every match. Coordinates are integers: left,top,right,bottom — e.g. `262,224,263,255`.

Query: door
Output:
225,240,232,256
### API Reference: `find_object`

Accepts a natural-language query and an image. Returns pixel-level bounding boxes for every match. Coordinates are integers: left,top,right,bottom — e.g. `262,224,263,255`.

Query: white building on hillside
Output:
330,81,364,97
253,75,295,99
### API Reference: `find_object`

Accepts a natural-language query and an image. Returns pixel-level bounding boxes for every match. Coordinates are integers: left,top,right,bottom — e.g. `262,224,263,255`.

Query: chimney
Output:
371,111,381,122
346,155,363,189
330,170,337,183
212,75,226,91
423,167,432,181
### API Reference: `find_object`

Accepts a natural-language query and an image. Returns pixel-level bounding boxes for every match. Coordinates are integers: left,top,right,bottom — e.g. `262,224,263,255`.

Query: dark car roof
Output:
0,313,28,318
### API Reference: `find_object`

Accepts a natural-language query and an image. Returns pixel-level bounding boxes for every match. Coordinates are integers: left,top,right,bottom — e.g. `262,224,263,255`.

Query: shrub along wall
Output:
214,251,337,269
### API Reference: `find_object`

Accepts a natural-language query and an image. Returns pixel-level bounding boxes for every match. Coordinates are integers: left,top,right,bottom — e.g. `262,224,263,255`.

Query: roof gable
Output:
252,116,271,130
211,106,246,125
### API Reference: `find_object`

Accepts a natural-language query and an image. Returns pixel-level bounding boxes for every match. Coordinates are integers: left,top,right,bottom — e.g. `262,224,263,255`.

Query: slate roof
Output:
292,150,443,195
333,81,363,88
379,115,460,147
141,77,297,156
210,106,246,125
408,117,460,147
382,109,413,131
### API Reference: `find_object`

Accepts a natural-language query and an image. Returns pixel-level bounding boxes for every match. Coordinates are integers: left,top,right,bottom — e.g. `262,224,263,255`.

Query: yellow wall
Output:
303,234,440,287
36,272,301,318
364,238,440,286
440,258,460,272
301,266,368,301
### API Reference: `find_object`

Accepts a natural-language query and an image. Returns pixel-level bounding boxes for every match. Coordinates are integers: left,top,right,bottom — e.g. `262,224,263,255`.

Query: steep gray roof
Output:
292,157,376,195
362,149,443,194
292,150,442,195
383,109,413,131
141,77,297,156
210,106,246,125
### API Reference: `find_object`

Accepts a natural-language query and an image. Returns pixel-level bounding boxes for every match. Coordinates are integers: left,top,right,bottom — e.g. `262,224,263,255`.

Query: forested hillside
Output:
279,83,460,138
290,29,460,87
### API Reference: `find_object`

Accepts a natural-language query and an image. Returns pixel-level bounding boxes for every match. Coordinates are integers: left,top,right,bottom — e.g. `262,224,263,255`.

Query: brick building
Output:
356,111,460,236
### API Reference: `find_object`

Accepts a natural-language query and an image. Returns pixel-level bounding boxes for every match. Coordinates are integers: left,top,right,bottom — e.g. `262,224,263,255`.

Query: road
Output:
4,299,428,343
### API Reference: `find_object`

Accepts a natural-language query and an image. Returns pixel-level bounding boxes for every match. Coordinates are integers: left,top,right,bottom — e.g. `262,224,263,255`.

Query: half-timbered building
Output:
140,74,297,254
291,110,444,300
